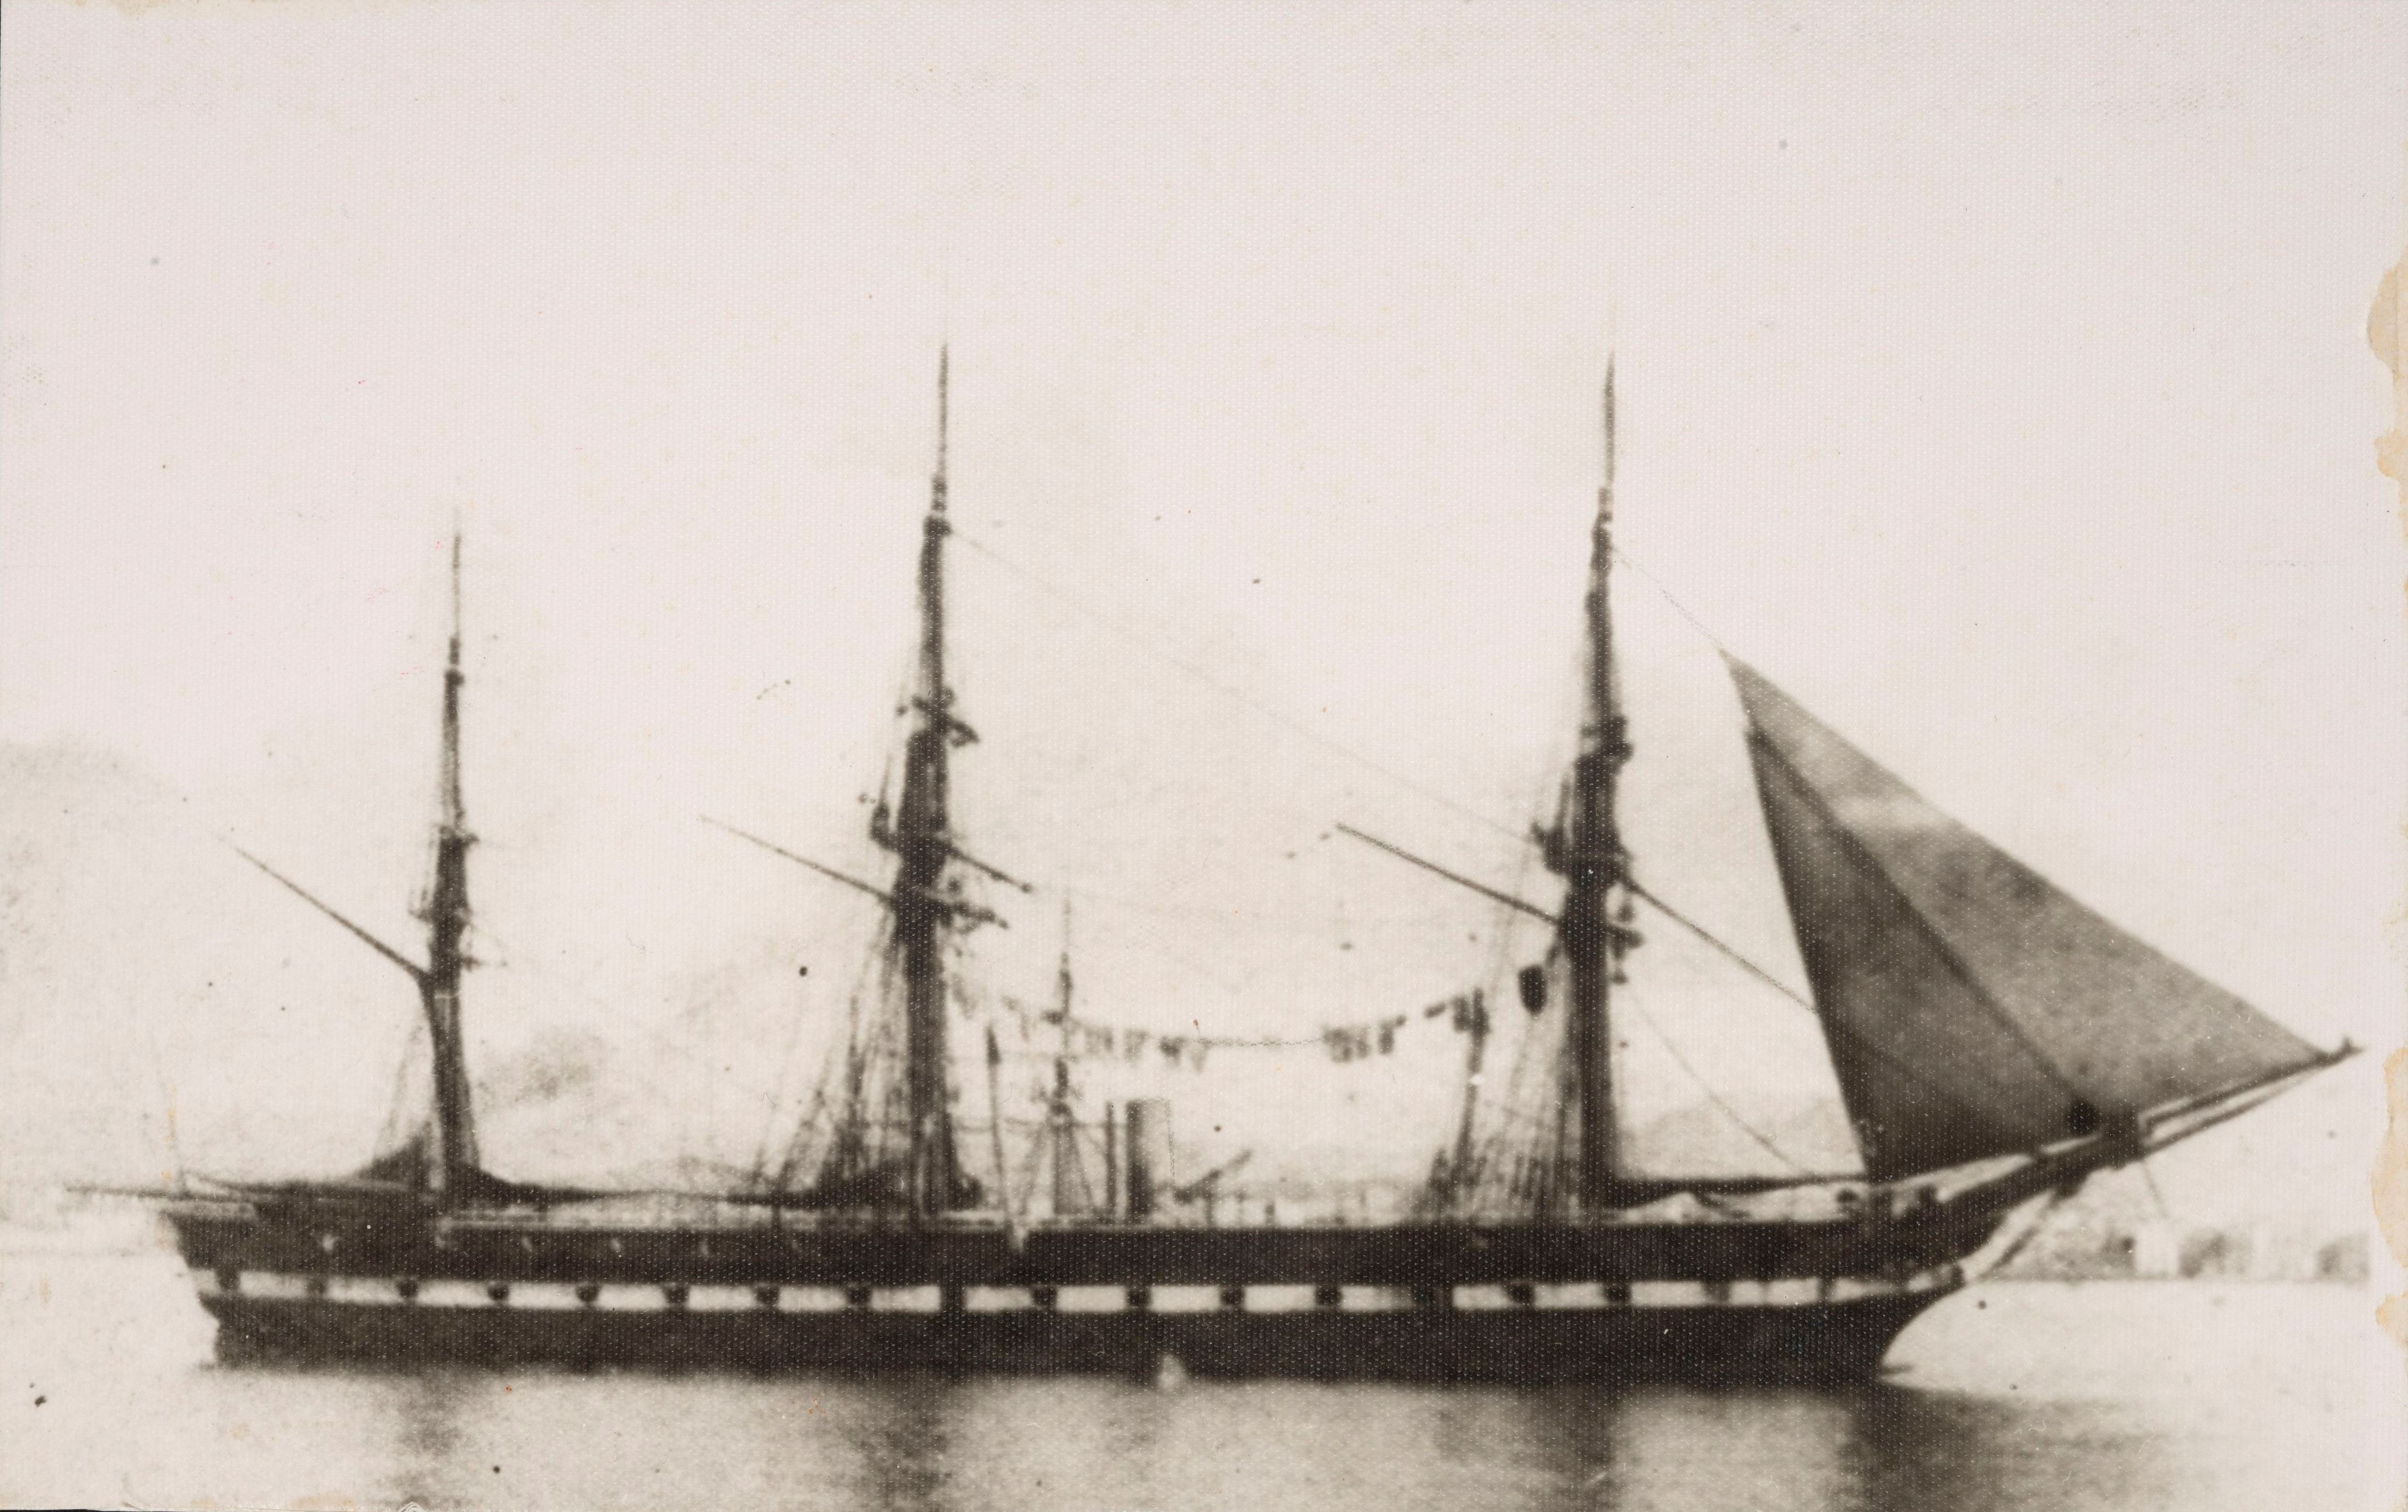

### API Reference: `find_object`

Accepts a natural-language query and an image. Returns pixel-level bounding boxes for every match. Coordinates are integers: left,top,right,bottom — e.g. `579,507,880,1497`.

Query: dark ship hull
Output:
164,1186,2023,1382
196,1284,1943,1382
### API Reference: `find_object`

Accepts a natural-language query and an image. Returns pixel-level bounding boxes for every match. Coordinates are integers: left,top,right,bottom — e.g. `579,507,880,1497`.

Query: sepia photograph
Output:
3,4,2404,1509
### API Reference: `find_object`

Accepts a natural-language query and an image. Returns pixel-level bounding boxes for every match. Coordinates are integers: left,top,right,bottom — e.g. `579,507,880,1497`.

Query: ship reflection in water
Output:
4,1248,2390,1511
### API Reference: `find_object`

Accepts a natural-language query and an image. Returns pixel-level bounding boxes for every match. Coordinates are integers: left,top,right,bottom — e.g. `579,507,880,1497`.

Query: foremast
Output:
417,533,483,1202
224,532,501,1207
1538,362,1642,1214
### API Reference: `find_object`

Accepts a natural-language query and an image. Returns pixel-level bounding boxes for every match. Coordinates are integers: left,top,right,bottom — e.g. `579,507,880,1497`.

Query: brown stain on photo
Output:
2375,175,2408,1355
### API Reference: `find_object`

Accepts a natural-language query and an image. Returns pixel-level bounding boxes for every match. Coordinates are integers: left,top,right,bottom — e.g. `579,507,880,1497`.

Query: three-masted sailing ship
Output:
155,359,2352,1380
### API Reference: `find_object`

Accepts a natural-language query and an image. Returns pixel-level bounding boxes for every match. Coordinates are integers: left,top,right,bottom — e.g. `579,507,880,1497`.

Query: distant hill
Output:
0,740,698,1204
1,740,229,1200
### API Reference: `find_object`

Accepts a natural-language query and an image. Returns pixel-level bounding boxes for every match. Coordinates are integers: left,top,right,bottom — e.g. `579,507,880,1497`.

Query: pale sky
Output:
3,2,2402,1223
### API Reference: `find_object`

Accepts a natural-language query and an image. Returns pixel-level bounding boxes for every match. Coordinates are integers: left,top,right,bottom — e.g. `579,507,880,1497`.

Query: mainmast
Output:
735,352,1021,1214
1539,362,1638,1212
417,532,483,1202
891,349,974,1215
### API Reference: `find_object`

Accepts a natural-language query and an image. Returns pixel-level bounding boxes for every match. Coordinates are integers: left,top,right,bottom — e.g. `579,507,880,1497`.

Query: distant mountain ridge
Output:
0,740,686,1199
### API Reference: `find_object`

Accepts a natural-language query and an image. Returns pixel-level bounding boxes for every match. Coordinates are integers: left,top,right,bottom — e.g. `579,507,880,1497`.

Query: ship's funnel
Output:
1125,1099,1172,1220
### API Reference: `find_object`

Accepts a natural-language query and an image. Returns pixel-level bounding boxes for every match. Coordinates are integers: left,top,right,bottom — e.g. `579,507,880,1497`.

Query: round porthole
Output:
396,1278,421,1303
575,1283,601,1307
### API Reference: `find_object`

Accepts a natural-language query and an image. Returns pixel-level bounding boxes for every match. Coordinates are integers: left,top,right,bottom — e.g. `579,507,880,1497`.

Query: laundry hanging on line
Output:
991,982,1491,1072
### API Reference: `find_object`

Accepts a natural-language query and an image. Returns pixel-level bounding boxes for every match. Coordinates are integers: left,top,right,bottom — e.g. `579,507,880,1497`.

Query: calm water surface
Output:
4,1234,2399,1510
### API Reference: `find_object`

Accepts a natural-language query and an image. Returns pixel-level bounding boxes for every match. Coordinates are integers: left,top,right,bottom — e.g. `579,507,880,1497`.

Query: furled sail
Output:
1729,659,2325,1181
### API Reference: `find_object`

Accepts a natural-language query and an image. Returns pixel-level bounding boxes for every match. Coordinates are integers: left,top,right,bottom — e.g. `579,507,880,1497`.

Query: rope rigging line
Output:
1462,960,1571,1214
1542,541,2065,1149
1622,882,1810,1012
1608,981,1811,1173
792,521,2022,1201
373,1018,428,1157
958,521,1855,1004
953,530,1530,846
1048,880,1482,930
1597,548,2117,1162
749,918,889,1185
1605,540,1735,658
1627,868,2044,1140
